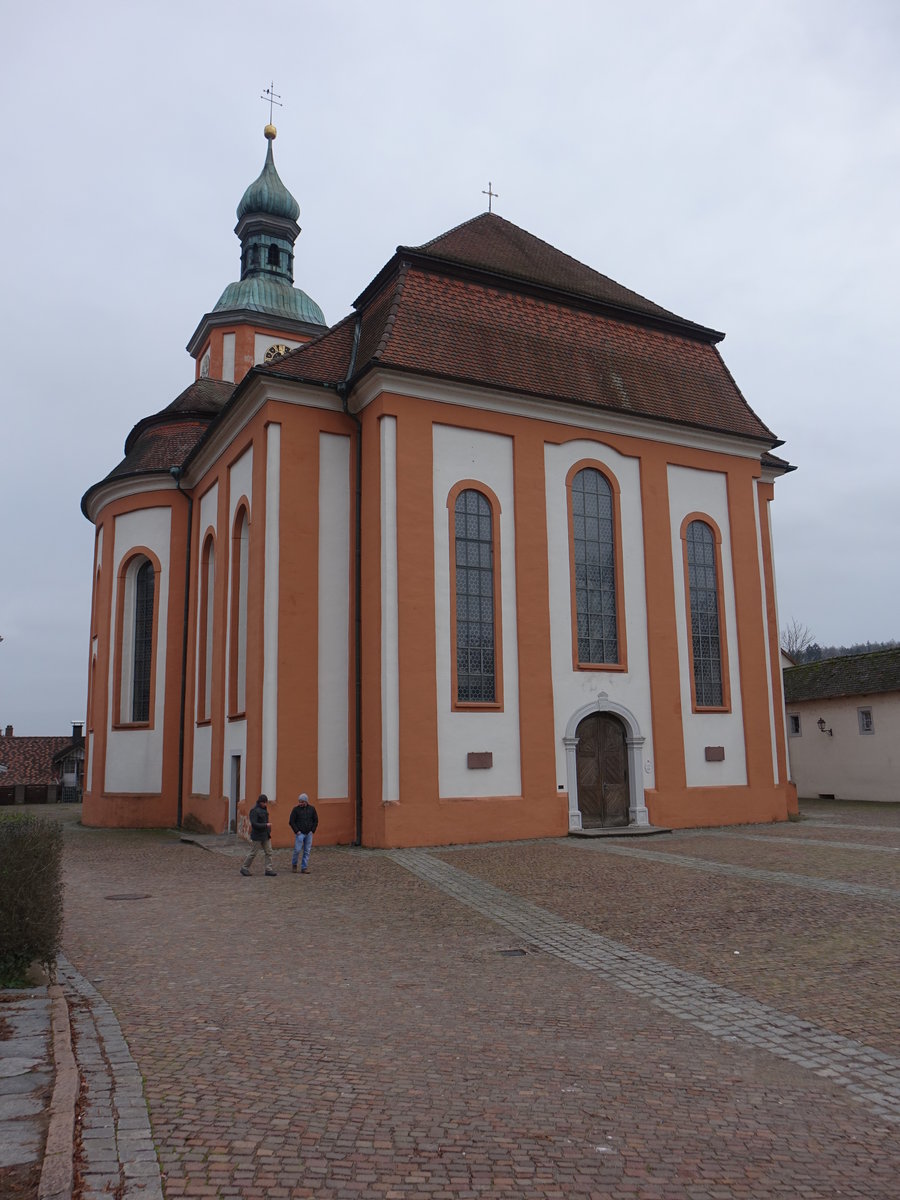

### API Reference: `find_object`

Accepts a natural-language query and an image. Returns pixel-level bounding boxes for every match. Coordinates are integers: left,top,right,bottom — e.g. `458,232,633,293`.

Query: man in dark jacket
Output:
240,794,277,876
289,793,318,874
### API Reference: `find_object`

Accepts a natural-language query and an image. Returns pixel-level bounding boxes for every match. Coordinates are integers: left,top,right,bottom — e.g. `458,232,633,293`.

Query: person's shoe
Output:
240,867,250,877
301,866,310,874
265,869,278,876
291,864,297,873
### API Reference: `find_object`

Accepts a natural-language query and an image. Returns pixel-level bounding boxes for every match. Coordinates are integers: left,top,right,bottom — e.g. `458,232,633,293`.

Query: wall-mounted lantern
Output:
816,718,833,736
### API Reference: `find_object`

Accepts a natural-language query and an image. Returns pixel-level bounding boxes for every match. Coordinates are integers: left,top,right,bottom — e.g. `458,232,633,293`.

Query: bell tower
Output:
187,124,327,384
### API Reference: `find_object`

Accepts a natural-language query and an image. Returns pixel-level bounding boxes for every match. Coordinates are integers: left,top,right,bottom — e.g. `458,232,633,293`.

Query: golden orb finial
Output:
264,123,277,140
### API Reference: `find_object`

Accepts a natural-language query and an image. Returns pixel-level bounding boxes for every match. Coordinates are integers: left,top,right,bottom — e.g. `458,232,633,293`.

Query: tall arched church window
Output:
685,519,726,708
452,487,501,705
570,466,621,666
132,560,155,722
197,534,215,722
229,508,249,716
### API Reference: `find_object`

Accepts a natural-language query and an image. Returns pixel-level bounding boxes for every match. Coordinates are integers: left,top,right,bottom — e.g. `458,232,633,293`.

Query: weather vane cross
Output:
482,181,498,212
261,82,283,124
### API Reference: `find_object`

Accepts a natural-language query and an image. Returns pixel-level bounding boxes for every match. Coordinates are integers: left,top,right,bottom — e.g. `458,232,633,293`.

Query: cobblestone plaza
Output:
55,801,899,1198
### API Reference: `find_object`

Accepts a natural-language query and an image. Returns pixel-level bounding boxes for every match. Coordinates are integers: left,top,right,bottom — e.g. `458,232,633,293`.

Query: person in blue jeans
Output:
289,793,318,873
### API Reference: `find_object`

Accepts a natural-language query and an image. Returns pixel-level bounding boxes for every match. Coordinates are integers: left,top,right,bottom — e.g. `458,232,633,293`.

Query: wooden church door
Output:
575,712,629,828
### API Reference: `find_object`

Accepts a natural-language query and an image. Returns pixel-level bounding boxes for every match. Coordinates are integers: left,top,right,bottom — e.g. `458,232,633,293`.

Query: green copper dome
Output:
237,134,300,222
213,276,325,326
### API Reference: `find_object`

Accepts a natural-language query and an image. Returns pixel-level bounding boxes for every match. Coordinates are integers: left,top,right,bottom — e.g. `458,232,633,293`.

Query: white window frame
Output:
857,706,875,735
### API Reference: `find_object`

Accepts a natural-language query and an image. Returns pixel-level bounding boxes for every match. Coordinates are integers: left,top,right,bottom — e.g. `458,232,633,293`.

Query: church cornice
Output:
347,367,778,461
186,308,326,358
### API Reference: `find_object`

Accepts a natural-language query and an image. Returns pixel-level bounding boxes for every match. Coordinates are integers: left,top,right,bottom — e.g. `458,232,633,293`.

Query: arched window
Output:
570,466,620,666
229,507,249,715
131,559,155,721
267,243,280,268
452,488,499,705
197,534,215,722
114,551,159,727
685,519,725,708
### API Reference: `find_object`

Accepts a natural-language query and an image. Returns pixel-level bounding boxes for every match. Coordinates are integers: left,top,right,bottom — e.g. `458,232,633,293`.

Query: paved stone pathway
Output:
805,819,900,833
59,956,163,1200
390,849,900,1125
0,990,50,1195
697,831,900,854
565,839,900,902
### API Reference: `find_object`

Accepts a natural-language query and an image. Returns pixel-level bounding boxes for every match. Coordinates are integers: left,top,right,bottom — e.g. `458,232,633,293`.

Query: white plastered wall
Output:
317,432,351,799
668,464,747,786
222,334,236,383
191,483,218,796
223,448,253,800
785,694,900,802
433,425,521,798
105,507,171,794
545,440,654,792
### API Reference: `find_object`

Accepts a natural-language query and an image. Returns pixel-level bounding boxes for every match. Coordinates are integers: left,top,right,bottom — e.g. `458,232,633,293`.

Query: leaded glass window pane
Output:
132,560,154,722
454,489,496,703
571,469,618,663
686,520,723,706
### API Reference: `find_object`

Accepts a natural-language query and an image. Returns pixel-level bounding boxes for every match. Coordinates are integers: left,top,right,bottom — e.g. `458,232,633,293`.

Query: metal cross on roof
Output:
260,82,283,123
482,181,498,212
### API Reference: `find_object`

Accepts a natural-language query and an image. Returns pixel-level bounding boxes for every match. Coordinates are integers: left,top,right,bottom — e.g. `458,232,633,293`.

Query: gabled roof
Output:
784,648,900,703
0,736,71,786
267,215,776,443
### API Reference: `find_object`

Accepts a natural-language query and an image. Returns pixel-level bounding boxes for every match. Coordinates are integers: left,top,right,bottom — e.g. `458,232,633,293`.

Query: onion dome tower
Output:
187,124,327,384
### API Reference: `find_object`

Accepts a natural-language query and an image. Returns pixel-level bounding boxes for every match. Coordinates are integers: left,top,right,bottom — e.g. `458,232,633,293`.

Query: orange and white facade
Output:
81,139,797,847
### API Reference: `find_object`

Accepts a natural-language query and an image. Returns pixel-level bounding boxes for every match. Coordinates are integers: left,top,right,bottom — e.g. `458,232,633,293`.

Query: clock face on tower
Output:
264,342,290,363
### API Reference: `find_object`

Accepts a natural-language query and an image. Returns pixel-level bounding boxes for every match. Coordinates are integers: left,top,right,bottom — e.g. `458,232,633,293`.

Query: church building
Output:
81,125,797,847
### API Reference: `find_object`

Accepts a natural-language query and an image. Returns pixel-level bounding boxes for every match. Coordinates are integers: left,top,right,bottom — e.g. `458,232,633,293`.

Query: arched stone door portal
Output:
575,712,629,827
563,697,649,832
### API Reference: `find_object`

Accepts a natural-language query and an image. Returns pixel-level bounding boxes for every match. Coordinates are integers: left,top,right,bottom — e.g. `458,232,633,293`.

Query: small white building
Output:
784,649,900,803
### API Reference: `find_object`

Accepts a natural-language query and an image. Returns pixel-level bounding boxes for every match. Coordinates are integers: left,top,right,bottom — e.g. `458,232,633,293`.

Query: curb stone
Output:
57,957,163,1200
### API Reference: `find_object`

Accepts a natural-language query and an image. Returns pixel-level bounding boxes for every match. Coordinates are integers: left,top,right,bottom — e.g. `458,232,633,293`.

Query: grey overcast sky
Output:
1,0,898,734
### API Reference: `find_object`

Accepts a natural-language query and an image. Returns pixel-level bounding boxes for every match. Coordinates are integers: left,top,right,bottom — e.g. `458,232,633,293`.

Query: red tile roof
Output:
83,380,234,513
400,212,701,329
0,736,71,786
270,250,774,442
256,313,358,387
85,213,780,516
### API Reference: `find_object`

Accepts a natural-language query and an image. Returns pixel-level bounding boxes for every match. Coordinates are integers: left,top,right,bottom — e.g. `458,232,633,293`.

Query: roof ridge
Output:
787,646,900,670
411,211,494,252
370,263,410,365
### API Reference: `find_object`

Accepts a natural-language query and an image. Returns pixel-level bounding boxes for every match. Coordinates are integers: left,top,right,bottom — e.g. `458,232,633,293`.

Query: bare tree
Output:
781,618,814,659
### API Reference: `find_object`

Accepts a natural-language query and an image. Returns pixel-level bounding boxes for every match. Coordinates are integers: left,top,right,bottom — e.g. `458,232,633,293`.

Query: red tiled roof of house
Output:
0,736,70,786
